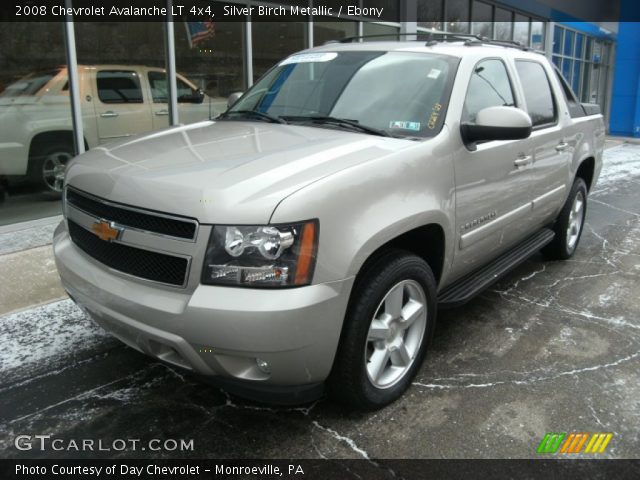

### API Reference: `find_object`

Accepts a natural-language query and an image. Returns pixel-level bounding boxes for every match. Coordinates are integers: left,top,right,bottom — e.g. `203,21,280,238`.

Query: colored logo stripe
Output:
537,433,566,453
560,433,589,453
584,433,613,453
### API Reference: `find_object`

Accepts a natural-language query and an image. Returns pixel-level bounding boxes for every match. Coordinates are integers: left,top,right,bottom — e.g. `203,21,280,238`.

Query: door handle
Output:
155,110,169,116
100,111,119,118
514,155,532,168
555,141,570,152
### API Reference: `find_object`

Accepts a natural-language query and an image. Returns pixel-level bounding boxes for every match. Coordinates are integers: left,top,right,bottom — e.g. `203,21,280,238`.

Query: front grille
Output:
66,188,197,240
68,220,189,286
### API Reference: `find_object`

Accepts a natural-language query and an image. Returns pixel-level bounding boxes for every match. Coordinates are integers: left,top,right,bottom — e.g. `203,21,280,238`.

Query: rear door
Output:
94,69,152,142
513,60,572,226
451,57,535,279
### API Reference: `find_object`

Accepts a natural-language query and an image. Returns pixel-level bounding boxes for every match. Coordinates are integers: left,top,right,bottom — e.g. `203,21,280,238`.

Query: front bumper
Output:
53,222,354,399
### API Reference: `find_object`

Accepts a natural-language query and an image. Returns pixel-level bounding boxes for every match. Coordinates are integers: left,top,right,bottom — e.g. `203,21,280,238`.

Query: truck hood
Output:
66,120,414,224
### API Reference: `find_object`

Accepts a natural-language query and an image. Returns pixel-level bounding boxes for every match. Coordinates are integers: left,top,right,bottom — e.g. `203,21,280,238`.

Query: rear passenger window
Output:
462,59,515,123
515,61,556,127
97,70,143,104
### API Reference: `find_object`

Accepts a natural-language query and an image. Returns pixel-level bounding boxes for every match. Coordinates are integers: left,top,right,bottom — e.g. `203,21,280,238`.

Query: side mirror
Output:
227,91,243,108
178,89,205,104
461,106,532,147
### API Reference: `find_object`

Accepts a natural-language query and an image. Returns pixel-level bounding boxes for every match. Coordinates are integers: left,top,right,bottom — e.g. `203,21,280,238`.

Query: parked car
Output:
0,65,217,193
54,36,605,409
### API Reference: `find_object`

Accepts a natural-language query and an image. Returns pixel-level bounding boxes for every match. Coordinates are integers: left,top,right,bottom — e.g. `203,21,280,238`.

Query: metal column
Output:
63,0,84,155
165,0,179,125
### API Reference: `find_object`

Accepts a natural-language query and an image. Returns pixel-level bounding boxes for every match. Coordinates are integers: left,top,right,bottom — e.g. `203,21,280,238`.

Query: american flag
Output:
185,21,216,48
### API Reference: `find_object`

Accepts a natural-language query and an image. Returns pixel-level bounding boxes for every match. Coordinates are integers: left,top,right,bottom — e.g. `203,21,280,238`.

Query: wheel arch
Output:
28,130,89,161
351,221,448,289
575,156,595,192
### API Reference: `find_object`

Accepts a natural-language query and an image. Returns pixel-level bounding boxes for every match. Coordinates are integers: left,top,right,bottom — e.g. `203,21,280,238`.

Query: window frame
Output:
460,56,519,125
513,59,559,131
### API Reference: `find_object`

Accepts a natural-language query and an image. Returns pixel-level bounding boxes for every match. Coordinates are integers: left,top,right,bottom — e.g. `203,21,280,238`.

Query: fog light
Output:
256,358,271,374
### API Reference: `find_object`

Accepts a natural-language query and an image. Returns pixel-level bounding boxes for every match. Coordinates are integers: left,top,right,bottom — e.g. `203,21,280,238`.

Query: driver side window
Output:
462,59,515,123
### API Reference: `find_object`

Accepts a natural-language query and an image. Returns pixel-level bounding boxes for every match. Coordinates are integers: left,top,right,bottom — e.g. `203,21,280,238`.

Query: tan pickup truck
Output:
0,65,218,192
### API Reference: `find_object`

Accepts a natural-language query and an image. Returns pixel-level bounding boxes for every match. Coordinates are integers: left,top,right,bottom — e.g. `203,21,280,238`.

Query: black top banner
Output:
3,0,398,22
2,0,640,22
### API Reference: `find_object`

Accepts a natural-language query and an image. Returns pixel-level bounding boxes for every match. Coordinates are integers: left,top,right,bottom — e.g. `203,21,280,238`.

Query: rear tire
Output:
27,142,74,196
543,177,588,260
329,249,437,410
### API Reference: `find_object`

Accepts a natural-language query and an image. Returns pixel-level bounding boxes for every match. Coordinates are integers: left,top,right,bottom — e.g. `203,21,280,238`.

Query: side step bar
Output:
438,228,555,309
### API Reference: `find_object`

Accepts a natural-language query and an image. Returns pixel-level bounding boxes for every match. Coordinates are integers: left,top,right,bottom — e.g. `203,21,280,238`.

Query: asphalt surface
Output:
0,143,639,461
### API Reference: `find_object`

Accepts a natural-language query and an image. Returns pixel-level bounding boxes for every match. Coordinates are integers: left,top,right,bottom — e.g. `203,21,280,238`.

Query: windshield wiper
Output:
218,110,287,124
281,115,392,137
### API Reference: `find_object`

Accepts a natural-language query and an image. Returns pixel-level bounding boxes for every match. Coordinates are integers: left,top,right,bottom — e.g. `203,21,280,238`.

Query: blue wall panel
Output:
610,3,640,136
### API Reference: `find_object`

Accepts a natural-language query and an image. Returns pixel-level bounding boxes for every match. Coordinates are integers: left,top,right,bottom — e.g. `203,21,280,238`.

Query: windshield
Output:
227,51,459,138
0,69,62,98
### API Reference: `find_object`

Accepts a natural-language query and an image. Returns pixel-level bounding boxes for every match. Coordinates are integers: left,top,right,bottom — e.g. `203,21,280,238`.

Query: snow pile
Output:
0,299,111,384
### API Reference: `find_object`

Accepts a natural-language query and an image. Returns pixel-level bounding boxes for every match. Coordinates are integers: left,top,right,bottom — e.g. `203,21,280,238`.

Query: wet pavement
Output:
0,143,639,460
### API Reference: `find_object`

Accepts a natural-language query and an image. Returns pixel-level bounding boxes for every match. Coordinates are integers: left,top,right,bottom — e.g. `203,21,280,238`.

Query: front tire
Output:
543,177,588,260
329,250,437,410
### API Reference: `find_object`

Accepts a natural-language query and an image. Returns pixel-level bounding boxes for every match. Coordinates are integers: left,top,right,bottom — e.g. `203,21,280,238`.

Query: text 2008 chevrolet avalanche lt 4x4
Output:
54,37,605,409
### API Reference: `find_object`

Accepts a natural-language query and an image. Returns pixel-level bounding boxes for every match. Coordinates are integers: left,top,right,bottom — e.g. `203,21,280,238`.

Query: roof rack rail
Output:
334,30,530,51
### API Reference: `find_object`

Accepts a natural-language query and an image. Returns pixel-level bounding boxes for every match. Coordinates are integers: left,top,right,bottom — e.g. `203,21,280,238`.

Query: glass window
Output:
446,0,470,33
175,20,245,120
494,8,512,41
313,21,358,44
553,26,563,54
585,37,593,60
562,58,572,83
515,61,556,127
462,59,515,123
418,0,443,30
148,71,199,104
0,23,72,222
513,15,530,46
564,30,575,56
581,64,592,102
96,71,143,104
531,21,545,50
229,51,459,138
572,61,581,93
574,33,584,59
252,22,306,81
471,1,492,38
362,22,400,40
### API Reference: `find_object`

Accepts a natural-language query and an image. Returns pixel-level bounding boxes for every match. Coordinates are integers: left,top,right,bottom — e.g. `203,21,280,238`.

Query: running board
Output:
438,228,555,309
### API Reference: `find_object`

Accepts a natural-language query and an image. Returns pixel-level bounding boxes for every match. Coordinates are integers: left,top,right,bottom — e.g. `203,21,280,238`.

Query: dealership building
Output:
0,0,639,224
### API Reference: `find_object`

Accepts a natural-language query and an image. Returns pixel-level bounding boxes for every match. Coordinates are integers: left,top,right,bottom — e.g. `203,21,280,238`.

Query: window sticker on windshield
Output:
280,52,338,65
428,103,443,129
389,121,421,131
427,68,441,79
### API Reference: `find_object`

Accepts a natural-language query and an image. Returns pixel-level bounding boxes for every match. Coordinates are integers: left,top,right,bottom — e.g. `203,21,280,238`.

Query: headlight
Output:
201,220,318,287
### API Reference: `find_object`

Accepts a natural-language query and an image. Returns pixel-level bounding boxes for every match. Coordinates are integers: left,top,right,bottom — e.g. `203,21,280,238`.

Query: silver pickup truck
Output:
53,36,605,409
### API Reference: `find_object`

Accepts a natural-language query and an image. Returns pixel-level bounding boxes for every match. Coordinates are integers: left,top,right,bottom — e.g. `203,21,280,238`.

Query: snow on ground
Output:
593,143,640,192
0,299,112,385
0,223,58,256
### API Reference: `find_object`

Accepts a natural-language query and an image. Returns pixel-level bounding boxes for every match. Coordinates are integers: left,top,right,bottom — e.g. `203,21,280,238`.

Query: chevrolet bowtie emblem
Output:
90,220,122,242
